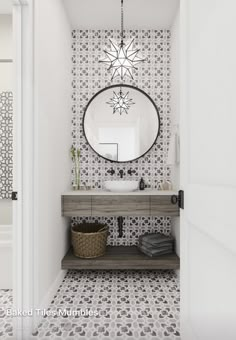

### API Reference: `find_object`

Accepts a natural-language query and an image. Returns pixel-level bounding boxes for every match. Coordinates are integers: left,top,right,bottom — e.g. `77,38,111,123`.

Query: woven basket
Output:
71,223,108,258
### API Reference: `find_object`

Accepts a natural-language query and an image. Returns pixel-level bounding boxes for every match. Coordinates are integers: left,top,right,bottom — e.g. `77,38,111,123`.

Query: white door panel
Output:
188,184,236,253
181,0,236,338
189,227,236,339
188,0,236,186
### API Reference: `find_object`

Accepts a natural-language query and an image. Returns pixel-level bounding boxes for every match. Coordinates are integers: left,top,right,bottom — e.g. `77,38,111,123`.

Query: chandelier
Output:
107,87,135,115
100,0,145,80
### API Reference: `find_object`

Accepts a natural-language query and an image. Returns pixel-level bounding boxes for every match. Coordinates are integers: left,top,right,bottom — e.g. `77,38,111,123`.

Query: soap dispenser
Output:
139,178,145,190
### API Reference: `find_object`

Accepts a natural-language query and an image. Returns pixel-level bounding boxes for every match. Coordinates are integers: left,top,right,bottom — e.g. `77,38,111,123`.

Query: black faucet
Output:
127,168,136,176
118,169,125,178
107,168,115,175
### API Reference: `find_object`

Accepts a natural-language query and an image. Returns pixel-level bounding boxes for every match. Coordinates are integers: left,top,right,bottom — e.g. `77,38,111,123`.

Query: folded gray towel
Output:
140,239,173,250
141,244,173,253
138,245,173,257
139,233,174,246
141,232,174,242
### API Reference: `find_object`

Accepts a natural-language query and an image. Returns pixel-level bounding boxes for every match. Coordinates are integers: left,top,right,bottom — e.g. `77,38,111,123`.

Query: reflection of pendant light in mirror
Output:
107,87,135,115
99,0,146,80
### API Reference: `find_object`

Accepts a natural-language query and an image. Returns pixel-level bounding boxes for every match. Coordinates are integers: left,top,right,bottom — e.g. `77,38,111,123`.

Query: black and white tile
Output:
0,92,13,199
0,289,13,339
72,216,172,246
72,29,171,190
71,30,172,244
33,270,180,339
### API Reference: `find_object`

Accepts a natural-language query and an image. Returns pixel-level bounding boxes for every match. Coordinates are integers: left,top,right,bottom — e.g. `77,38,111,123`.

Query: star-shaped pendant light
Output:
100,39,145,80
100,0,145,80
107,88,135,115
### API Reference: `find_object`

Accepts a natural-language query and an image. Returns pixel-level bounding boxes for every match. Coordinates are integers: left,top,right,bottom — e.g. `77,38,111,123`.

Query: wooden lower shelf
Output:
62,246,180,270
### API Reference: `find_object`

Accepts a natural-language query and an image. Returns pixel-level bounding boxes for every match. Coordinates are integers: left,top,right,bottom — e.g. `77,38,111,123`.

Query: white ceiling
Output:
0,0,12,14
63,0,179,29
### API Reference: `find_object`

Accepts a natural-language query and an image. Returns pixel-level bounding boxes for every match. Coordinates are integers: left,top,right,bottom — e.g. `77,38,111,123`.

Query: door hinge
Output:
12,191,18,201
171,190,184,209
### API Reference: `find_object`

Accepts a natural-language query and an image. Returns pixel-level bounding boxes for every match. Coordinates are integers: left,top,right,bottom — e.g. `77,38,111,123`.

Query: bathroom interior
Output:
0,0,181,339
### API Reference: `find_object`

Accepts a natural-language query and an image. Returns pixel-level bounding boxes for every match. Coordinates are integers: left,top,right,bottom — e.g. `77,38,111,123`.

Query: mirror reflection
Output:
83,85,160,162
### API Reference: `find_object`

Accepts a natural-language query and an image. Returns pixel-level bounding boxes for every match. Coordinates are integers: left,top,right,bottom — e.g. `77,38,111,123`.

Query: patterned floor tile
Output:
0,289,13,339
33,270,180,339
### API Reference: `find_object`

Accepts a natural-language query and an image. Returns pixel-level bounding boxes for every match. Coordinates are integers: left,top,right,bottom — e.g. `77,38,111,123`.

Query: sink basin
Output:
104,180,139,193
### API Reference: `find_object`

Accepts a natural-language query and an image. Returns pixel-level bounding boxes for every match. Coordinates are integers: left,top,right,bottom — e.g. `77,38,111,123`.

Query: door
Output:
180,0,236,339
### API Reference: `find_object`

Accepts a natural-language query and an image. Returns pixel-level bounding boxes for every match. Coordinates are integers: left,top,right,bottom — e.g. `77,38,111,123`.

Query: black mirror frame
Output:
82,84,160,163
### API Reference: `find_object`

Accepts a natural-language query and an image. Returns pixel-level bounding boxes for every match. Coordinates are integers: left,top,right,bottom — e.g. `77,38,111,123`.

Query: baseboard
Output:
33,269,67,331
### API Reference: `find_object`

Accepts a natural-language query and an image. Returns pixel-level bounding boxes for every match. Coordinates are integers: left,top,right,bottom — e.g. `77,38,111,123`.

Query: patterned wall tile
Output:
71,30,172,245
0,92,13,199
71,216,171,246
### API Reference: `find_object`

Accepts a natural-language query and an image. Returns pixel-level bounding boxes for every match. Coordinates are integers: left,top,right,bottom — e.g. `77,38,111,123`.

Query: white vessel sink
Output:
104,180,139,193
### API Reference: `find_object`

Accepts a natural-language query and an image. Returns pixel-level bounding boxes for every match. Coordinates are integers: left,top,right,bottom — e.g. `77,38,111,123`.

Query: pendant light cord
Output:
121,0,124,44
120,0,124,88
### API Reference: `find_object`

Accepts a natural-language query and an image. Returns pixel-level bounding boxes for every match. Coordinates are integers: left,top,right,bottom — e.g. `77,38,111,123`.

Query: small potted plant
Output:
70,145,80,190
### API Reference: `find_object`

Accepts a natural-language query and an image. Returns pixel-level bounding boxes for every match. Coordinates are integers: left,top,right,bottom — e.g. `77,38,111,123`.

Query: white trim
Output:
13,0,29,5
0,224,12,245
13,0,35,339
22,1,35,338
33,270,67,331
0,241,12,247
179,0,192,339
12,3,23,339
0,227,12,289
179,0,202,339
0,225,12,231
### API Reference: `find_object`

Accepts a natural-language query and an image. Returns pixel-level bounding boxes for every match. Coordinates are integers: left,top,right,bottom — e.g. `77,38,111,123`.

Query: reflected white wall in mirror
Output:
83,85,160,162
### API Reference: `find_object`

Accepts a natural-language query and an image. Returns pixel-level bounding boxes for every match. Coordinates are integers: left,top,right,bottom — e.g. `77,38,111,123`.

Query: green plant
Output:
70,145,80,189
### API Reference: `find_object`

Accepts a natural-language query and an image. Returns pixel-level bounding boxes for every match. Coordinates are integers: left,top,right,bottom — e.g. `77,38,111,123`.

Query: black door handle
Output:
171,190,184,209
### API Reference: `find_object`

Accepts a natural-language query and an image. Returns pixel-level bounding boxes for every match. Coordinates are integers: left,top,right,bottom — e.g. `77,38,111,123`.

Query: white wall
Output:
0,15,12,224
0,15,13,92
0,15,12,59
0,200,12,225
34,0,71,308
170,8,180,258
0,15,12,289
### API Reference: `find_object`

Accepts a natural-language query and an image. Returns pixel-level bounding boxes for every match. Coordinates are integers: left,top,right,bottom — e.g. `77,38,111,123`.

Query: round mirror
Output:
83,85,160,163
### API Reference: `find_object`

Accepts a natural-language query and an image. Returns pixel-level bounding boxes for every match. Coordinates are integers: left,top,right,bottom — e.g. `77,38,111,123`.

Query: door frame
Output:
179,0,195,338
12,0,35,338
11,0,200,339
179,0,203,338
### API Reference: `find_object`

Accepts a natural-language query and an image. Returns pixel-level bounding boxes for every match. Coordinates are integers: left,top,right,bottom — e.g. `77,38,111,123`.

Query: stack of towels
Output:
138,233,174,257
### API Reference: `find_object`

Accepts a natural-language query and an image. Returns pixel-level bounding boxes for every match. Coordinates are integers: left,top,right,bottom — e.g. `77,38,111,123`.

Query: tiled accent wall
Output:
0,92,13,199
71,216,171,246
71,30,172,245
